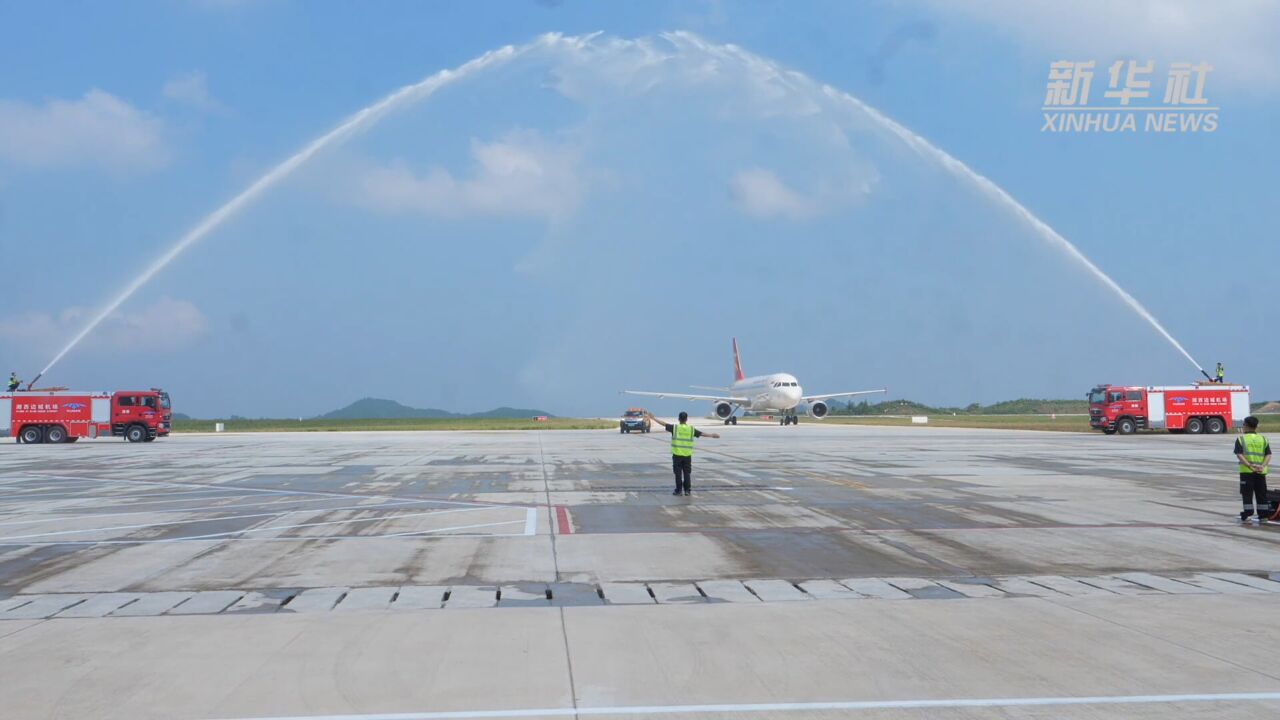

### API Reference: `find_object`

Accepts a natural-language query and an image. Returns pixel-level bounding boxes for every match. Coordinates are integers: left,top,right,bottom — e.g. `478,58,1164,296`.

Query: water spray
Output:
37,32,1205,382
663,33,1208,377
34,41,536,383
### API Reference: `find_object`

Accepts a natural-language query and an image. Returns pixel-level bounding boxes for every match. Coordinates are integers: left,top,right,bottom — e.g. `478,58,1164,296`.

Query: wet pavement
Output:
1,425,1278,719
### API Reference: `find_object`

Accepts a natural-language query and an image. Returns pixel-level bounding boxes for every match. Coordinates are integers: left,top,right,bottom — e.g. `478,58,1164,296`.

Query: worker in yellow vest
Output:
1215,363,1225,383
1234,416,1271,523
647,410,720,496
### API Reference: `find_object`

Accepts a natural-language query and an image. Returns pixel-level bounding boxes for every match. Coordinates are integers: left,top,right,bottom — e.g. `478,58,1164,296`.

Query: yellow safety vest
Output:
671,423,695,457
1238,432,1269,475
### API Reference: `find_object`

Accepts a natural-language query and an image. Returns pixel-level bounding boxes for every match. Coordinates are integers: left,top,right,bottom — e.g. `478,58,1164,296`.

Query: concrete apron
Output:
2,593,1279,720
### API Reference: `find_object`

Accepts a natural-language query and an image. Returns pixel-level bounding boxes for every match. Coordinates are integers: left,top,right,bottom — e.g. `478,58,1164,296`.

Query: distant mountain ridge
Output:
319,397,551,420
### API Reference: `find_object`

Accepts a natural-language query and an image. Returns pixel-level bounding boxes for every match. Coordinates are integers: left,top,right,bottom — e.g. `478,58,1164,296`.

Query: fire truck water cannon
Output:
2,387,173,444
1087,381,1249,436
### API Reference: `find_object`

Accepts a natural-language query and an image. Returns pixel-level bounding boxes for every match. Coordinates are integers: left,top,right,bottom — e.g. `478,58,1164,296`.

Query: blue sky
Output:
1,1,1276,417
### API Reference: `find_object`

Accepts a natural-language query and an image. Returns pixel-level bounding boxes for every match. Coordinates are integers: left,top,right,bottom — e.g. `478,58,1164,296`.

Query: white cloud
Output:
0,90,170,172
0,298,208,354
921,0,1280,93
730,168,816,220
353,131,583,222
163,71,227,114
729,167,876,221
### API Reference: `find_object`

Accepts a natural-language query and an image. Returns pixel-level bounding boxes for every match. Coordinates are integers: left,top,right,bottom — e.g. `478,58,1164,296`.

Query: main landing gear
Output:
723,416,738,425
779,414,798,426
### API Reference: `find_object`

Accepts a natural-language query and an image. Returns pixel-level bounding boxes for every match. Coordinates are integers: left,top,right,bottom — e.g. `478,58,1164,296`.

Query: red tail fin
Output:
732,338,745,382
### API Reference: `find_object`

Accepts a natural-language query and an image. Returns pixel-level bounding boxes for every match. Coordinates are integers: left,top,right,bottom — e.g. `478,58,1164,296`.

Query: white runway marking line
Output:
228,510,524,541
381,519,529,538
523,507,538,536
208,692,1280,719
0,498,455,541
0,492,362,528
0,525,535,546
0,487,245,507
15,473,497,508
64,504,513,543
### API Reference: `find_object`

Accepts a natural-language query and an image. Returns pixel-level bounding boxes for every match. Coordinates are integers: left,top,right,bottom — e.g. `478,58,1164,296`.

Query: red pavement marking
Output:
555,505,573,535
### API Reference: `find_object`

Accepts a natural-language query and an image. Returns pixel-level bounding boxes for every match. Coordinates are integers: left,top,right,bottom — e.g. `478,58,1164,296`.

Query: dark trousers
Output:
1240,472,1269,518
672,454,692,492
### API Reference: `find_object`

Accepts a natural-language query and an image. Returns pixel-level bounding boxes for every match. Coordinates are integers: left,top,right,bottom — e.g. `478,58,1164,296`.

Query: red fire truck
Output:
1,388,172,444
1087,383,1250,435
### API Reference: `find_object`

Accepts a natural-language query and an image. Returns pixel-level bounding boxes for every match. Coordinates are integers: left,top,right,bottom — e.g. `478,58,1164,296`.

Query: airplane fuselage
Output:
621,338,884,424
732,373,803,412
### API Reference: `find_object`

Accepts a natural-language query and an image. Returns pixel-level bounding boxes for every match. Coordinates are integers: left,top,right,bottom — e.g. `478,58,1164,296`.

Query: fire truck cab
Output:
1088,383,1250,435
1,388,172,444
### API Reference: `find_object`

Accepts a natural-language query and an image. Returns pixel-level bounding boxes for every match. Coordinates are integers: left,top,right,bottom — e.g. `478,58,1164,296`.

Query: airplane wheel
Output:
731,417,737,425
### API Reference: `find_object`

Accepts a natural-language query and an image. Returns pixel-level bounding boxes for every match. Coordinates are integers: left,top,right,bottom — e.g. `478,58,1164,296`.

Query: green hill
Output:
835,398,1089,416
319,398,551,420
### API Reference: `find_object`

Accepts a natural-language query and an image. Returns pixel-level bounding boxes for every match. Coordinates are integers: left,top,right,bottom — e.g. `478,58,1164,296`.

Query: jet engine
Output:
809,400,829,419
713,402,735,419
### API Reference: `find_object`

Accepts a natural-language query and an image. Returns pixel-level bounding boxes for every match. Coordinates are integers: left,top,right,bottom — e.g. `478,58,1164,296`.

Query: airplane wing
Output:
622,390,751,403
802,388,888,402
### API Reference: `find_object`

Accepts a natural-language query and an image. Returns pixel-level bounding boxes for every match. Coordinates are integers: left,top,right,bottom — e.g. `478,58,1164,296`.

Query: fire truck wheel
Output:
1117,418,1137,435
20,426,43,444
1186,417,1204,434
125,425,147,443
1206,417,1225,434
45,426,67,444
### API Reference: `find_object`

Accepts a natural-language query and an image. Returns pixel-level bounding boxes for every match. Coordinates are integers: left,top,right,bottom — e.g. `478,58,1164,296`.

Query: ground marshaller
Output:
646,410,720,496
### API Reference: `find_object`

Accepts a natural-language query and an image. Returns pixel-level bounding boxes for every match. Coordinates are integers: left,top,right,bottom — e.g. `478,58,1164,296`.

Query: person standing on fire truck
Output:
1235,416,1271,523
1215,363,1225,383
7,373,19,392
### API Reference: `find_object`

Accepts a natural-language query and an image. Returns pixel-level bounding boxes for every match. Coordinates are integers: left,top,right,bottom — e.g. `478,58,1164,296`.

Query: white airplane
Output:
623,338,887,425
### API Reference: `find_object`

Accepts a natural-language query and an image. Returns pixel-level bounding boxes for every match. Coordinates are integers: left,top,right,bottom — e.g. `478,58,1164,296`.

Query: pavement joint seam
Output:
538,432,579,718
1044,596,1280,685
7,571,1279,618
